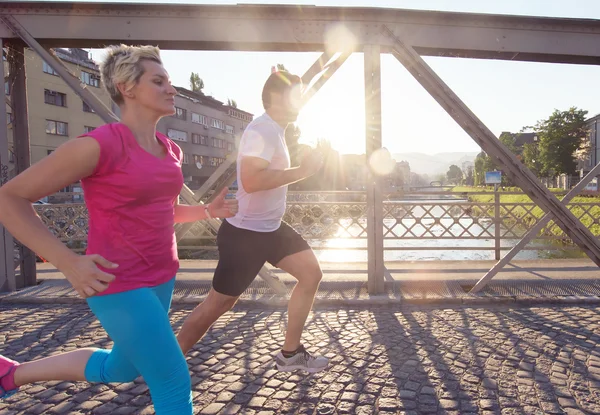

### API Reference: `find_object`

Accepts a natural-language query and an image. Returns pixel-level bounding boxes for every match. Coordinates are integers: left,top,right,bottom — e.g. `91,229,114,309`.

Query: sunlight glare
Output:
369,148,396,176
324,23,357,55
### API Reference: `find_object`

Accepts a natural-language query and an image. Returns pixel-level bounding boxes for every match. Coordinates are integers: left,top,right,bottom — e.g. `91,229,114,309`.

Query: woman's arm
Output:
173,200,210,223
0,138,98,267
173,188,238,224
0,137,117,297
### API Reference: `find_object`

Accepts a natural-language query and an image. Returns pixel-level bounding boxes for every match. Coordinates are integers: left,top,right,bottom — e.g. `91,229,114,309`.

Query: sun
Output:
296,77,366,155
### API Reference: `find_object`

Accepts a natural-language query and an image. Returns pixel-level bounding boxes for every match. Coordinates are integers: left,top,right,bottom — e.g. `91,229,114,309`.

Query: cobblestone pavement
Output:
0,304,599,415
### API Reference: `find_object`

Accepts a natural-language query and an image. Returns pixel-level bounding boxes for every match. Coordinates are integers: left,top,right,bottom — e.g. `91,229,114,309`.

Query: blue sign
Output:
485,171,502,185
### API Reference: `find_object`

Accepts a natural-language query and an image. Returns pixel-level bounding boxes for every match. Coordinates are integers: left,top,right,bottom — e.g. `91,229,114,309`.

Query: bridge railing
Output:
20,190,599,264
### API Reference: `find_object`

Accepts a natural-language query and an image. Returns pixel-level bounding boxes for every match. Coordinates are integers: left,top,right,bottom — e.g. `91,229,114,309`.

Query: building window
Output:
194,154,205,166
209,157,225,167
182,153,190,164
211,118,225,130
44,89,67,107
80,71,100,87
42,61,58,76
227,142,233,152
83,101,95,113
174,107,187,120
192,133,209,145
226,125,234,135
46,120,68,136
167,128,187,142
84,126,95,133
211,137,218,148
4,80,9,96
192,112,208,125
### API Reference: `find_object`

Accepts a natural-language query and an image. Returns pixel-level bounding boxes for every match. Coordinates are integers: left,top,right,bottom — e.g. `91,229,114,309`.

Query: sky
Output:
72,0,600,155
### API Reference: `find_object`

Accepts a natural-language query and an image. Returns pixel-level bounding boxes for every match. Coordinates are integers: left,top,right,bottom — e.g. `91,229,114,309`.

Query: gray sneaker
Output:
275,345,328,373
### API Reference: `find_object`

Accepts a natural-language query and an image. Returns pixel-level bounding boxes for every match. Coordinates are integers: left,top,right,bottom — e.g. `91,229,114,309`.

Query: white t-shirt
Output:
226,113,291,232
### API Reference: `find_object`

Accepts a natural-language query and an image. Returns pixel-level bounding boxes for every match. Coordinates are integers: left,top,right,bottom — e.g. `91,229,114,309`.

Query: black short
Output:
212,220,311,297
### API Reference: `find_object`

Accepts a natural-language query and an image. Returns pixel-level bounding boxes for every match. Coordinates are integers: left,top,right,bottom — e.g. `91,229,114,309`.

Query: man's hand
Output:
208,187,239,218
60,254,118,298
299,149,324,177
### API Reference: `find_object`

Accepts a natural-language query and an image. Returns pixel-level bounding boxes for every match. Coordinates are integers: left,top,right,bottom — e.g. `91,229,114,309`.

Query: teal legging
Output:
84,278,192,415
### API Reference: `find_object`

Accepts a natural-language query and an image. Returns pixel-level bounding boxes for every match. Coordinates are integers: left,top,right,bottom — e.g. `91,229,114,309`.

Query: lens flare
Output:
324,23,357,55
369,148,396,176
288,83,304,111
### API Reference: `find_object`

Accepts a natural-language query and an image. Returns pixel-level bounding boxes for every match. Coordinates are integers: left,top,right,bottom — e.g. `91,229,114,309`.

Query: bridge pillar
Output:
7,40,36,288
364,44,385,295
0,38,17,293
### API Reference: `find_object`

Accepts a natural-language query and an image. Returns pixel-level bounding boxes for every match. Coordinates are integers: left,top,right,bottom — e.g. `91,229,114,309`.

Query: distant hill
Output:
392,152,480,175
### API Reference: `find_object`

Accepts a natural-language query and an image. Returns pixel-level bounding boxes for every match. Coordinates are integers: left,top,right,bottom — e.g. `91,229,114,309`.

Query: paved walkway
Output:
5,259,600,306
0,303,599,414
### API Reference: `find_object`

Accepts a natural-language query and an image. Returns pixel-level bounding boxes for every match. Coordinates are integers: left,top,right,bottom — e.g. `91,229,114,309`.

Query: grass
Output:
453,186,600,238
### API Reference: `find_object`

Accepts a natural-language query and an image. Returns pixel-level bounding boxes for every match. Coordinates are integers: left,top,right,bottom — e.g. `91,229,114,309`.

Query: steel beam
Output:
0,15,118,123
301,52,333,85
2,3,600,64
7,41,35,287
302,52,351,105
0,39,16,293
383,25,600,267
364,44,385,295
470,161,600,294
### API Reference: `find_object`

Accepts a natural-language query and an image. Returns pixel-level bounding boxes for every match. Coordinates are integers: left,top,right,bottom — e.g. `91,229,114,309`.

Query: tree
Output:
227,98,238,108
522,141,543,177
474,151,495,186
446,164,463,184
461,162,475,186
499,132,519,155
189,72,204,92
534,107,589,176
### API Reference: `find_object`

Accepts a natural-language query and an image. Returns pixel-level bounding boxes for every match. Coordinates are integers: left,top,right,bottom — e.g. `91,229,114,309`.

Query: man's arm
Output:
240,156,308,193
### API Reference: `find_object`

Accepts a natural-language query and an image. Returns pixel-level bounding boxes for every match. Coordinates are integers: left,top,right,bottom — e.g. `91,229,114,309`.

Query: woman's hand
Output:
208,188,239,219
60,254,118,298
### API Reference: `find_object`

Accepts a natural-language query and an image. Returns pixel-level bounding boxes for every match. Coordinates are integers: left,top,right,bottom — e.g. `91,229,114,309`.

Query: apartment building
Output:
157,86,253,188
5,48,112,195
4,48,254,193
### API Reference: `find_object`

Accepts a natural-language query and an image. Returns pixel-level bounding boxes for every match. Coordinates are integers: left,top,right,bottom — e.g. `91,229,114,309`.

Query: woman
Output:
0,45,237,415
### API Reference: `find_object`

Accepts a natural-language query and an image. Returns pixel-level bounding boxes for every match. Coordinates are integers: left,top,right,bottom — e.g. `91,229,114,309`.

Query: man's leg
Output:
267,223,328,372
177,220,267,355
275,249,323,352
177,289,239,354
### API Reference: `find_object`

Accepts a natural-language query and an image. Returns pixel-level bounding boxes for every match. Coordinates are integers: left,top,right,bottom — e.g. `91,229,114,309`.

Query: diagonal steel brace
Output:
382,25,600,267
470,161,600,293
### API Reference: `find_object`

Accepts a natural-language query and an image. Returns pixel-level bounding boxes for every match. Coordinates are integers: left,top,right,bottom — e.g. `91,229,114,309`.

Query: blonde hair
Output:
100,44,162,105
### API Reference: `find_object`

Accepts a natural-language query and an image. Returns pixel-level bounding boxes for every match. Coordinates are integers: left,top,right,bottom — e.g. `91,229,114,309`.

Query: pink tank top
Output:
80,123,184,295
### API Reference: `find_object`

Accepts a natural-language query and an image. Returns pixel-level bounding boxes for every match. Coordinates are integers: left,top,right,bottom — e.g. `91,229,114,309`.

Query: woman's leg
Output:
84,278,176,384
85,278,192,415
2,278,191,414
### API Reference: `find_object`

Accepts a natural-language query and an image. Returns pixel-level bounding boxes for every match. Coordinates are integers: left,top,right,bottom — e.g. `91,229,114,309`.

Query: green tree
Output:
474,151,495,186
227,98,238,108
534,107,589,176
522,141,543,177
189,72,204,92
446,164,463,184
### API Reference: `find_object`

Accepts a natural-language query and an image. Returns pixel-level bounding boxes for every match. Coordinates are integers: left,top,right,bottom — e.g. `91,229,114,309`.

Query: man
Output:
177,70,328,372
